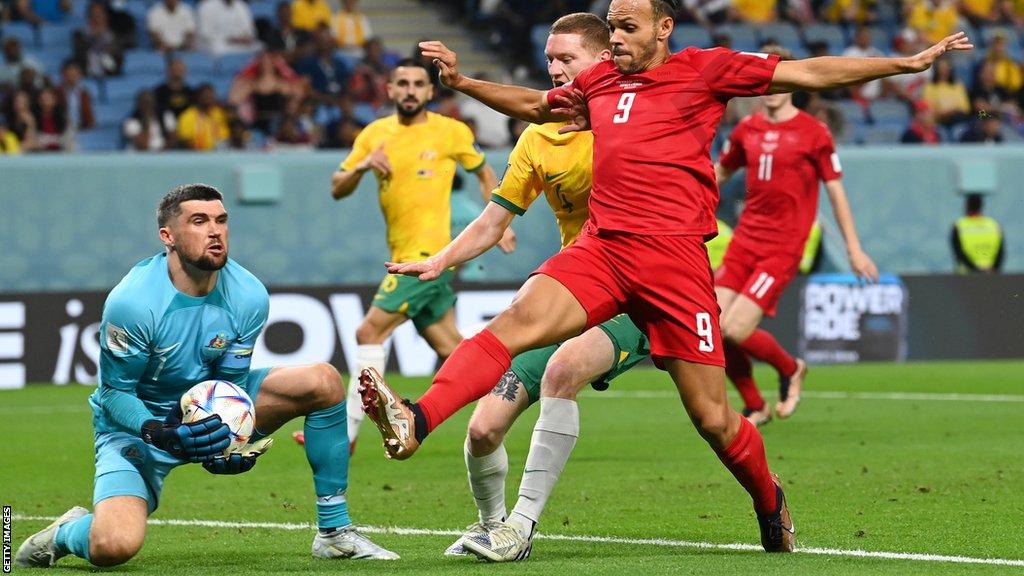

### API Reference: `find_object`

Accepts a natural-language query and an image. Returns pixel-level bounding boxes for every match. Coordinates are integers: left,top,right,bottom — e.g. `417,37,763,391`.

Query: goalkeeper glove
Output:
141,404,231,462
203,437,274,475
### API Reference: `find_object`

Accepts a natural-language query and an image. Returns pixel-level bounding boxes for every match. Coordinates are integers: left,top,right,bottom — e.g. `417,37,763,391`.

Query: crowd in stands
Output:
3,0,1024,154
446,0,1024,145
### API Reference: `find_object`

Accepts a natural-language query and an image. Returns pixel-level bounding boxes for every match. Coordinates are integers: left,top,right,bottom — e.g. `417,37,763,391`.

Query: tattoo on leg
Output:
490,371,521,403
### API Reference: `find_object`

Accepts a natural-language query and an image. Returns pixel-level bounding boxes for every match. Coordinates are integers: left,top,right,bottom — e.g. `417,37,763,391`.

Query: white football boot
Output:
311,526,399,560
15,506,89,568
444,521,503,556
462,522,533,562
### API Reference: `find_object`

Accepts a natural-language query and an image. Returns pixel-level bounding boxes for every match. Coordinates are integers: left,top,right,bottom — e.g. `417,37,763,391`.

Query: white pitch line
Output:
2,390,1022,417
12,515,1024,567
581,390,1024,403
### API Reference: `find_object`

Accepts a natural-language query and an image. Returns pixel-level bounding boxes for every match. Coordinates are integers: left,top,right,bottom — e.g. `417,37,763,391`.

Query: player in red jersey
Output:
358,0,970,558
716,46,879,426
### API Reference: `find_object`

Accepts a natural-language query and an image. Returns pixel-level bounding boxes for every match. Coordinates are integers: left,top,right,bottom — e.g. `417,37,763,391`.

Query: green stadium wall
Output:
0,146,1021,292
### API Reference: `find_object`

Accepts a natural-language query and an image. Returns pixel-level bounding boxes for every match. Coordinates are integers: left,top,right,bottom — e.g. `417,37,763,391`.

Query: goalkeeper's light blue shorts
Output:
92,368,271,514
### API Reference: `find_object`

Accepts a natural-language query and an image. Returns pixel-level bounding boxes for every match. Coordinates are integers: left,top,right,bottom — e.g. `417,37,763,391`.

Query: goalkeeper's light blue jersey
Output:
89,253,269,435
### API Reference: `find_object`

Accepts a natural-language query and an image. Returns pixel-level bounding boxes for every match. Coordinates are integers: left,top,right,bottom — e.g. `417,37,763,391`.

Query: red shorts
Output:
714,240,798,317
534,224,724,368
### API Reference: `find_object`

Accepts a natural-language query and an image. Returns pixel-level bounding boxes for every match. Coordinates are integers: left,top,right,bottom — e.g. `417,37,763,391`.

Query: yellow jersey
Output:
340,112,486,263
491,122,593,249
290,0,332,31
732,0,777,23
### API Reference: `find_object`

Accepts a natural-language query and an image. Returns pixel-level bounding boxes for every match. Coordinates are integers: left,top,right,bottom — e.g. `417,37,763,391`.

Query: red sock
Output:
715,417,778,514
738,328,797,378
725,342,764,411
417,329,512,433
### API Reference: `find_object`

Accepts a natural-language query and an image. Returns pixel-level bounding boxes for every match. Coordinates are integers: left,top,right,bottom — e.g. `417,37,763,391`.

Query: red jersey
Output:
719,109,841,257
547,47,780,237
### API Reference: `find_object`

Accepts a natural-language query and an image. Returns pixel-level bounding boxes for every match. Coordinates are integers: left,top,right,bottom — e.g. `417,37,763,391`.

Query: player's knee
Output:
312,362,345,407
433,340,458,360
720,319,750,345
466,418,505,456
89,532,142,567
355,321,384,345
691,407,731,445
541,358,586,399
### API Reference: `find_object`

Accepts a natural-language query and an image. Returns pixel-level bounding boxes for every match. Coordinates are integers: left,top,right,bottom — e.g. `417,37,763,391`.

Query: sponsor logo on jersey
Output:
419,150,438,161
618,80,643,90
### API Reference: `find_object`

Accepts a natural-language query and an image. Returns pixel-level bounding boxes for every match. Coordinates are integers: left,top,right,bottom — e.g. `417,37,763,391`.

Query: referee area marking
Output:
13,514,1024,567
3,390,1024,416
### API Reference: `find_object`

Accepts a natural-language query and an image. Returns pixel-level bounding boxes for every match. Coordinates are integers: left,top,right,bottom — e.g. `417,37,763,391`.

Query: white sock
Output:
508,397,579,539
464,439,508,524
349,344,386,441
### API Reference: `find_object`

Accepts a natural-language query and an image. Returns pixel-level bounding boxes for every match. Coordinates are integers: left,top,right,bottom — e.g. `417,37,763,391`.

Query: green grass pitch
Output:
2,361,1022,575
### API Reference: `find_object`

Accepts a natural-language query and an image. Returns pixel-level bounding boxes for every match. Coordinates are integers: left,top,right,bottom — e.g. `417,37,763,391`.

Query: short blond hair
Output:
550,12,611,56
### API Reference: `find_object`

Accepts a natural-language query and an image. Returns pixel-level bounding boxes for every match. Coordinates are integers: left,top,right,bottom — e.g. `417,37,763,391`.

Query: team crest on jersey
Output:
416,169,434,178
207,333,229,349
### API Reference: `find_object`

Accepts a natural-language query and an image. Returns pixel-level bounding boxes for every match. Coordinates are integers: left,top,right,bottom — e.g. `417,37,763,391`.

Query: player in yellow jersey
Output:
385,14,649,559
330,58,508,451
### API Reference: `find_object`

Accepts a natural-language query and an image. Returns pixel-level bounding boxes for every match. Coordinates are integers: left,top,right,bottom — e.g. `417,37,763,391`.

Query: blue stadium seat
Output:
861,124,904,145
94,74,163,103
713,24,759,52
868,26,892,53
176,51,217,75
869,100,910,125
75,126,122,151
836,99,869,125
38,21,77,48
249,1,278,20
670,24,712,51
757,22,801,49
94,100,129,129
802,23,846,55
1,22,39,47
123,50,169,75
215,52,256,75
24,47,68,74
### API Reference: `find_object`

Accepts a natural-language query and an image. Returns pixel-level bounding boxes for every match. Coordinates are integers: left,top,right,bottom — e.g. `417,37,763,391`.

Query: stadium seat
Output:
802,23,847,55
123,50,170,75
713,24,759,52
249,1,278,20
215,52,256,75
670,24,712,51
26,47,68,74
75,126,122,151
38,21,77,48
176,51,217,76
94,100,128,129
861,124,904,145
869,100,910,125
94,74,163,103
836,99,869,125
868,26,892,53
757,22,801,49
1,22,39,47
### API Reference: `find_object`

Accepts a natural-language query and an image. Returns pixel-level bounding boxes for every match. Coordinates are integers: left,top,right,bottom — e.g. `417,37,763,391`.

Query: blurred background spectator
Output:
146,0,197,52
123,88,172,151
72,1,123,77
901,101,943,144
290,0,330,33
229,46,302,132
176,83,227,150
333,0,371,58
56,59,94,130
154,58,194,122
198,0,259,55
0,38,42,88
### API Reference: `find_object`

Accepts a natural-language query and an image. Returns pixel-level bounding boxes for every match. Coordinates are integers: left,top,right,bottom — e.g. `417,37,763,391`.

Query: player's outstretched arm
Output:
386,202,516,281
824,179,879,282
768,31,973,93
419,40,563,124
472,164,517,253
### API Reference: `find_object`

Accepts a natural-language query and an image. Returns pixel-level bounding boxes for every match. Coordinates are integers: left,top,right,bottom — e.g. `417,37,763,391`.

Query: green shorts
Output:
372,269,456,331
509,314,650,403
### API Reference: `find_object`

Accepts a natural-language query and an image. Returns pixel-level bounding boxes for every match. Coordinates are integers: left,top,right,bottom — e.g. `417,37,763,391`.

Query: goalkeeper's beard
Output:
178,247,228,271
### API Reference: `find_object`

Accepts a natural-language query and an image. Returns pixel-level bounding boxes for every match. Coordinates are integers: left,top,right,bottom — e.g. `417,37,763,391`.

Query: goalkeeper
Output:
16,184,397,569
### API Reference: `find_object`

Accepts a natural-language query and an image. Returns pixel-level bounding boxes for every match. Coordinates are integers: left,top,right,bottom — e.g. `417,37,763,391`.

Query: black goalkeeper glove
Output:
202,438,273,475
141,404,231,462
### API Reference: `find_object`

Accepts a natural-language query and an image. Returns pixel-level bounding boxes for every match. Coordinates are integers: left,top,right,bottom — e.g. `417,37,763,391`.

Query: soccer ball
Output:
180,380,255,454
